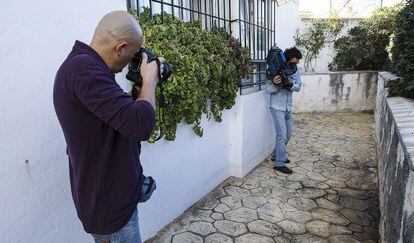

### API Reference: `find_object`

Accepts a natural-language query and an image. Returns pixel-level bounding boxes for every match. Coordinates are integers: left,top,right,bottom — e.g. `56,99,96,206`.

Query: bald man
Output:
53,11,161,242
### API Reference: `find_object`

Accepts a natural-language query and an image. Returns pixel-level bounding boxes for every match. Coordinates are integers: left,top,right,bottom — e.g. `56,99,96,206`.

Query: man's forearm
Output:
137,82,157,109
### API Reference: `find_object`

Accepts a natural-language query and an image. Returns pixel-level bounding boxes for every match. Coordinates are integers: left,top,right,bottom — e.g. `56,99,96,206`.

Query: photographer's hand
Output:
272,75,282,85
137,53,162,109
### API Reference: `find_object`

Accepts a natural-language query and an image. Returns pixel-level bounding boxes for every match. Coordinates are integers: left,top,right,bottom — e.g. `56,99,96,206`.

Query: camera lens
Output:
160,63,173,82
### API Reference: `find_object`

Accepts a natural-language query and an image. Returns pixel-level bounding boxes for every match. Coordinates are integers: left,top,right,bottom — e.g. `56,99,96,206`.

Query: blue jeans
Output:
91,209,141,243
270,109,293,167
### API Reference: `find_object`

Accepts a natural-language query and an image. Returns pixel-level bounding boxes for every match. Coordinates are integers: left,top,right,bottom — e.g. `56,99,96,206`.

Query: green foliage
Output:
387,1,414,98
135,9,253,140
294,17,344,72
329,4,403,71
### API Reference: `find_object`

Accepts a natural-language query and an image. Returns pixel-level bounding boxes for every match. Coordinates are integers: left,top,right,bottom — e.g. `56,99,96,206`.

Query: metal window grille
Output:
127,0,278,94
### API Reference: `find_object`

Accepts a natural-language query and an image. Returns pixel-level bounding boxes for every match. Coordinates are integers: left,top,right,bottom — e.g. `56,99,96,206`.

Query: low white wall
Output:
239,92,275,177
293,71,378,112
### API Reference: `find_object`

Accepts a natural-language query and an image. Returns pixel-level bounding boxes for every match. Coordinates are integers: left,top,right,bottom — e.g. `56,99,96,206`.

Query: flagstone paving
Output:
146,113,379,243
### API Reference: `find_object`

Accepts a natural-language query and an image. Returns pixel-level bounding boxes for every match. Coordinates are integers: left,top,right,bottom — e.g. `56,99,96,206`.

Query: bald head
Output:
90,11,143,73
93,10,143,44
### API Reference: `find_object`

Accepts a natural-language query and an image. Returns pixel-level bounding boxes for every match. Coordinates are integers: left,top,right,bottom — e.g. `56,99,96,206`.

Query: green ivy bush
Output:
329,4,402,71
135,9,253,140
387,1,414,98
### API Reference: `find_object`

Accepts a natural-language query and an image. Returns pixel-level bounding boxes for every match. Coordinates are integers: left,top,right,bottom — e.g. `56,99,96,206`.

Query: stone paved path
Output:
147,113,379,243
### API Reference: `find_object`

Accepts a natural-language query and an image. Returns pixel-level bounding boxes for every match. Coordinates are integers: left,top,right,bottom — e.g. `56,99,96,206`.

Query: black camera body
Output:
138,175,156,203
266,46,297,90
278,69,294,90
126,48,172,87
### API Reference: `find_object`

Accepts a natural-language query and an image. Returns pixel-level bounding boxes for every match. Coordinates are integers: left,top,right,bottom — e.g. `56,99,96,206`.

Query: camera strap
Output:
153,81,166,142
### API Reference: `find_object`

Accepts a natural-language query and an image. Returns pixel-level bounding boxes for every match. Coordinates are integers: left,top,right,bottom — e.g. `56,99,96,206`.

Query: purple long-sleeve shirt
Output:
53,41,156,234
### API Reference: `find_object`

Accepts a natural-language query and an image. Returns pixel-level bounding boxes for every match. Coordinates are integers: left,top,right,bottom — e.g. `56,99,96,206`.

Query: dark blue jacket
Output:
53,41,156,234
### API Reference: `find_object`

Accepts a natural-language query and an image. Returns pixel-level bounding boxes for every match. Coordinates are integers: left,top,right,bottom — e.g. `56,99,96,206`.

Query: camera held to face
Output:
126,48,173,87
277,70,294,90
266,46,297,90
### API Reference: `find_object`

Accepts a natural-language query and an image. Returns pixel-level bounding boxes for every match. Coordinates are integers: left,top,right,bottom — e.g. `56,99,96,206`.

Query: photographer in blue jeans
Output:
265,47,302,174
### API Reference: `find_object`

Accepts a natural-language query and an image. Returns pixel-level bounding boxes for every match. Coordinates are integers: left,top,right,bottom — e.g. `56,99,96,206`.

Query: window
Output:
127,0,276,56
127,0,278,93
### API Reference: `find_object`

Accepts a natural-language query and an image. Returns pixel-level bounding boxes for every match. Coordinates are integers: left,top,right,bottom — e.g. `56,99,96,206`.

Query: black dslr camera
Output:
126,48,173,87
266,46,297,90
277,69,294,90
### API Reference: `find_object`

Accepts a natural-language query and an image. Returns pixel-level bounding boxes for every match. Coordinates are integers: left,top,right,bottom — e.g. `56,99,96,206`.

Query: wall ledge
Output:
378,71,400,81
301,70,378,75
386,97,414,170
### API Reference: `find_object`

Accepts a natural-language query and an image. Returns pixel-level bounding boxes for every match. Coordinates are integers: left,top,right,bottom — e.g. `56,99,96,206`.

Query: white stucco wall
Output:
239,92,275,177
0,1,128,243
293,72,378,113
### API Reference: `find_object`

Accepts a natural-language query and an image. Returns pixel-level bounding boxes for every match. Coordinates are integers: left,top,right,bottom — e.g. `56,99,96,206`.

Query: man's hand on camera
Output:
140,53,159,87
272,75,282,85
137,53,166,110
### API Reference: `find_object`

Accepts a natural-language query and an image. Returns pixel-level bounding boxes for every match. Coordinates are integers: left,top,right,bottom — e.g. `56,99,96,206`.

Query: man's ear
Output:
115,41,128,56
